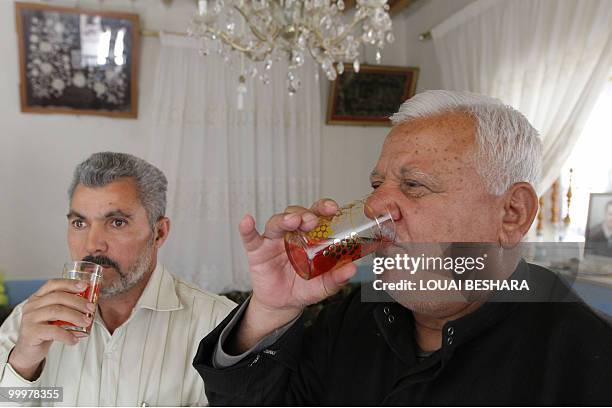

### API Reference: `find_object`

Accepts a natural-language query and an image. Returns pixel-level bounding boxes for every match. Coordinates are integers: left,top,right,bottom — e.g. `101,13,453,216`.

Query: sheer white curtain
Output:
148,33,321,292
431,0,612,194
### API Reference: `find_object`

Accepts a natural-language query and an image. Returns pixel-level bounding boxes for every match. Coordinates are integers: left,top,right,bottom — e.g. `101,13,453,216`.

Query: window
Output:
560,79,612,240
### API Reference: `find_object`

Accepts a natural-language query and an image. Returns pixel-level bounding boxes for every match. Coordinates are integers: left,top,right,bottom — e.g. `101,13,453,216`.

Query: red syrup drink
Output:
285,199,394,280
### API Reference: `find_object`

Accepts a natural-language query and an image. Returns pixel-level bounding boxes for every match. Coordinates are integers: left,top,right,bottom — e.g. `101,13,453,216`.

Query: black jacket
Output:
193,263,612,405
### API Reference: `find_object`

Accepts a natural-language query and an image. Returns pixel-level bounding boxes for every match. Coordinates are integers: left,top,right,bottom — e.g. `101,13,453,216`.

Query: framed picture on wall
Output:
584,192,612,259
15,2,140,118
326,64,419,126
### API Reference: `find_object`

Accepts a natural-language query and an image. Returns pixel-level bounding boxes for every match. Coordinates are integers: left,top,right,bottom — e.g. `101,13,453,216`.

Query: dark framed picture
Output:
584,193,612,259
326,64,419,126
15,2,140,118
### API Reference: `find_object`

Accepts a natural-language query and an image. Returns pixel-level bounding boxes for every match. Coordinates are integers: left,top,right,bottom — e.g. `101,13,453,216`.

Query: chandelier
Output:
188,0,394,106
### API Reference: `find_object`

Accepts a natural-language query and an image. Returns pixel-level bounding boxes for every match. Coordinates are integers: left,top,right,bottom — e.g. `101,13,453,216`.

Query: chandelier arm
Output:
300,8,369,54
234,5,270,43
233,5,285,60
301,24,337,61
205,26,254,54
306,45,323,64
266,1,287,45
304,23,326,50
305,36,326,65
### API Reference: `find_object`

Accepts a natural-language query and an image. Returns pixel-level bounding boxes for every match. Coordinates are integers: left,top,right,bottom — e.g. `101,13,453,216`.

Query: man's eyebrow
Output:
400,167,443,188
66,209,133,219
103,209,133,219
400,166,431,177
67,210,85,219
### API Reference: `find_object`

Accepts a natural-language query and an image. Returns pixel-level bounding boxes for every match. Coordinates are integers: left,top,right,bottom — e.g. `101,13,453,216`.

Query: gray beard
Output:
100,238,154,299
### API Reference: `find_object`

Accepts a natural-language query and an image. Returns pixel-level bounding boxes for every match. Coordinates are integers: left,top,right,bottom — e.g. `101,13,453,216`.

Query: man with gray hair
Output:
193,90,612,405
0,152,235,406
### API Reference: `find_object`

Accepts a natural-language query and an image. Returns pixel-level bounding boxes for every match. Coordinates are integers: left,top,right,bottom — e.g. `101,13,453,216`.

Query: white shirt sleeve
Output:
0,303,44,406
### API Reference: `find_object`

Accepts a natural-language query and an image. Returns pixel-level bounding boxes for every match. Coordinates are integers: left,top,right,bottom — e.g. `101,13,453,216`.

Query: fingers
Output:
32,324,79,346
281,208,321,233
243,199,339,247
327,262,358,288
309,199,338,216
27,291,94,316
18,280,93,352
262,212,303,240
284,199,338,218
318,262,357,298
32,279,86,298
264,200,339,240
27,304,92,328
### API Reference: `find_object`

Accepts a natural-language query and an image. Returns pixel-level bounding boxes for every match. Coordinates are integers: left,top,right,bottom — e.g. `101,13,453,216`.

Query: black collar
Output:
371,260,549,366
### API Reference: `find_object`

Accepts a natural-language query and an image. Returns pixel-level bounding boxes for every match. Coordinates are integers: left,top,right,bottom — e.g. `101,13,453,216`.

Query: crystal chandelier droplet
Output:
237,75,247,110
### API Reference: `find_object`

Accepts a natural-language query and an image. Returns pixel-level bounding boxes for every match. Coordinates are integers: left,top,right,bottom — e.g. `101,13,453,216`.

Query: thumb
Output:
320,262,358,297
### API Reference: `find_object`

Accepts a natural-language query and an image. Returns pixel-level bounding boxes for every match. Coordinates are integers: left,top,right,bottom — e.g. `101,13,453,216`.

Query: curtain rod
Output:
140,29,187,37
143,27,435,41
143,28,435,41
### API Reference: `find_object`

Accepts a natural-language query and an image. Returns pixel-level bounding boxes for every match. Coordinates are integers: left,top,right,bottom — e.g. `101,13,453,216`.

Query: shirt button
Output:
387,314,395,323
447,326,455,336
383,306,390,315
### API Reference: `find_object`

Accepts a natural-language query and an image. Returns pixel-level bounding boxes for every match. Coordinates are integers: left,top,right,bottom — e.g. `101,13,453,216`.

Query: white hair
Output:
390,90,542,195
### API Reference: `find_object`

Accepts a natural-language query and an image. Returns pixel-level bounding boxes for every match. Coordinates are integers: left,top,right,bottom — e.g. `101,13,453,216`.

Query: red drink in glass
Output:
51,262,103,336
51,281,101,335
285,199,394,280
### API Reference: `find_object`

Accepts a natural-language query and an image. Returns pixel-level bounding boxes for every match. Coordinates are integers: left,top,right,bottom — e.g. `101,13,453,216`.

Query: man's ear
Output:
153,217,171,249
497,182,538,248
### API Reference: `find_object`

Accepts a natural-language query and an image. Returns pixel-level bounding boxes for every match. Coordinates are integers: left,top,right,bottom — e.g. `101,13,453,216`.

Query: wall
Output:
0,0,474,280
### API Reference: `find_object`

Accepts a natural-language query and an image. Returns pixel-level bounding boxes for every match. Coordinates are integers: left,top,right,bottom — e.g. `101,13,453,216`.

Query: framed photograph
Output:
584,193,612,259
326,64,419,126
15,2,140,118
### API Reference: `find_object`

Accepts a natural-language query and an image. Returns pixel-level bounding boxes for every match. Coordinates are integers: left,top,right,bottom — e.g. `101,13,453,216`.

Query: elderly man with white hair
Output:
193,90,612,405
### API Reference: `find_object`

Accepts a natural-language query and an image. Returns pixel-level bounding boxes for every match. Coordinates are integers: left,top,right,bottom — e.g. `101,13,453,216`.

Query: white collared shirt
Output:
0,264,235,406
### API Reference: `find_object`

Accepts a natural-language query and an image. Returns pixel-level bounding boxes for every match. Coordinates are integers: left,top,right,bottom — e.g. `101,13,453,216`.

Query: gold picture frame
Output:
15,2,140,118
326,64,419,126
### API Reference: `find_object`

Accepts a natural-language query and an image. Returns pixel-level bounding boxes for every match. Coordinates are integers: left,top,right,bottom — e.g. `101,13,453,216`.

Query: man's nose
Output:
85,224,108,255
364,190,402,222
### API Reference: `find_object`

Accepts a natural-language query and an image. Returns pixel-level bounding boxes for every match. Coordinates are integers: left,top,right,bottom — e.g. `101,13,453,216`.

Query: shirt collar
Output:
135,263,184,312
